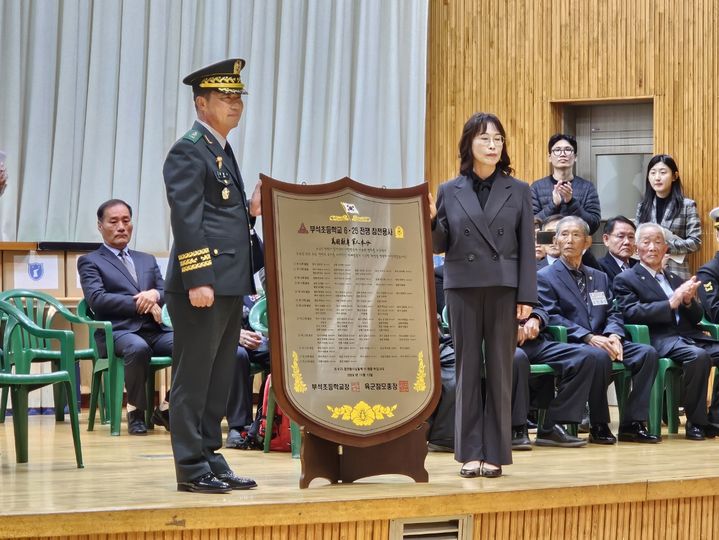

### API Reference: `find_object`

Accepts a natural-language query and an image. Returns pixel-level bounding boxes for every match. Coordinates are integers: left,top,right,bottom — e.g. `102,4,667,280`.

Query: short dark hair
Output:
603,215,636,235
192,86,214,103
458,112,513,177
547,133,578,154
541,214,563,229
97,199,132,221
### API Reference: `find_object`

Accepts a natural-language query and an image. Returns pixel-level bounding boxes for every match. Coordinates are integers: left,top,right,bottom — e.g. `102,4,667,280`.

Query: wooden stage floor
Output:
2,411,719,539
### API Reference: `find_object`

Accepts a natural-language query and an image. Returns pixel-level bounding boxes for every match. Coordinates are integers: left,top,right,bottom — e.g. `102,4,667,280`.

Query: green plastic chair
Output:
248,296,268,336
77,299,171,435
0,299,83,467
0,290,106,423
624,324,682,437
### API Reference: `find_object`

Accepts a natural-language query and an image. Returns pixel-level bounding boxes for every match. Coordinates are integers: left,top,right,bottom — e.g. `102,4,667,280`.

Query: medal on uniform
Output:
222,187,230,200
216,156,223,169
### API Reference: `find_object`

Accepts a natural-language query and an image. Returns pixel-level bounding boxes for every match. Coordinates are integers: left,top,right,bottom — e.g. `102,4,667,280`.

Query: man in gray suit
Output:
163,58,261,493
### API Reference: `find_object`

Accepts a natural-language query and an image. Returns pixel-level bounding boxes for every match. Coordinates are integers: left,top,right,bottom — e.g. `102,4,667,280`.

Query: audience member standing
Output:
531,134,601,234
635,154,701,279
430,112,537,478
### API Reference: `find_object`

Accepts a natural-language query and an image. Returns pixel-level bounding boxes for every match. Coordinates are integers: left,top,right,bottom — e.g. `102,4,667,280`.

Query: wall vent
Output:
389,515,473,540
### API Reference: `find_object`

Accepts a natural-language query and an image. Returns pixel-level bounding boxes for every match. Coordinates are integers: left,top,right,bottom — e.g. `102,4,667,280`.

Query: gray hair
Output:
555,216,590,237
635,222,668,244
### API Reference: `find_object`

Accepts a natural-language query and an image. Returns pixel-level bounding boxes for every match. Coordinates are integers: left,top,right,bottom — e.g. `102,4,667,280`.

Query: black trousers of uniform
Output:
166,292,244,483
446,287,517,466
518,337,595,425
97,325,173,412
580,341,658,425
661,338,719,425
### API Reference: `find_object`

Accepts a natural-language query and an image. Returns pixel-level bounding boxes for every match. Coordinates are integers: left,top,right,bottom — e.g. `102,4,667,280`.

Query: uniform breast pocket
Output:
207,177,242,207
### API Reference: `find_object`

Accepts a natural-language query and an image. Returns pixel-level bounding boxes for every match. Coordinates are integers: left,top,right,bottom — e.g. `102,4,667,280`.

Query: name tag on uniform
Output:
589,291,608,306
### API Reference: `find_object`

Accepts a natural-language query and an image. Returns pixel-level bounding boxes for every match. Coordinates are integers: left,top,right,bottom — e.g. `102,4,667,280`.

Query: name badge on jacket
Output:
589,291,608,306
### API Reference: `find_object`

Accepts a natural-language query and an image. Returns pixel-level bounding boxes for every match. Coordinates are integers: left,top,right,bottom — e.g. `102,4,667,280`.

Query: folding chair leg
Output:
109,360,125,436
648,367,666,437
87,369,103,431
10,387,29,463
145,371,156,429
0,386,7,423
667,373,680,434
290,421,301,459
62,381,84,468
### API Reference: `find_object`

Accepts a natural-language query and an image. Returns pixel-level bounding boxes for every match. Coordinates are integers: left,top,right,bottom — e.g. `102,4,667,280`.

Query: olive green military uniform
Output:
164,81,255,482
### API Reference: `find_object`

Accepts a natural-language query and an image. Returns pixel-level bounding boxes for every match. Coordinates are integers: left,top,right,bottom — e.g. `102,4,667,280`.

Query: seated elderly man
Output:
598,216,639,287
225,295,270,449
78,199,173,435
614,222,719,440
538,216,660,444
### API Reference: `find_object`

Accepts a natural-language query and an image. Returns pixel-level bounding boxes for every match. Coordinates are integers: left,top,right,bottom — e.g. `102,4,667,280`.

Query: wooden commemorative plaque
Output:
260,176,440,487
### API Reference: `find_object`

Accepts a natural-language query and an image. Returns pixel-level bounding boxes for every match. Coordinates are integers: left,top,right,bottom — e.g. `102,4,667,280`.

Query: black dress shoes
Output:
685,422,705,440
177,472,232,493
588,423,617,445
618,422,661,443
535,423,587,447
216,471,258,490
151,406,170,431
127,409,147,435
511,425,532,451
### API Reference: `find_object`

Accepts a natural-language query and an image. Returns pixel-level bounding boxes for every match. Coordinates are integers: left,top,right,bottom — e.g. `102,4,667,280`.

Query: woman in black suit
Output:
429,112,537,478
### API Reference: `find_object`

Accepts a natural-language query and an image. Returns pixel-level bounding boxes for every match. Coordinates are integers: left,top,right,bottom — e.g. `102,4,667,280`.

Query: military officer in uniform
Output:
163,58,261,493
698,207,719,325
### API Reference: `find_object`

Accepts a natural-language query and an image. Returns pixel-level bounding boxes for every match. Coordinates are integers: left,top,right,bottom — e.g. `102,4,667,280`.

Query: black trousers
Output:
166,293,244,483
446,287,516,466
581,341,658,425
519,337,595,425
98,326,173,412
226,340,270,429
662,338,719,425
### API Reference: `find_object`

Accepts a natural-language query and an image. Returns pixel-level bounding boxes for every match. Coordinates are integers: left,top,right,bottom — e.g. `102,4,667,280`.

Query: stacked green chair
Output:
0,290,107,423
624,324,682,437
77,299,171,435
248,297,301,458
0,299,83,467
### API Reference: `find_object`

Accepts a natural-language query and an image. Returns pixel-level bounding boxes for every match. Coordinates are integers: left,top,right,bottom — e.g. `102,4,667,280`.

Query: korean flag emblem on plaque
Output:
28,262,45,281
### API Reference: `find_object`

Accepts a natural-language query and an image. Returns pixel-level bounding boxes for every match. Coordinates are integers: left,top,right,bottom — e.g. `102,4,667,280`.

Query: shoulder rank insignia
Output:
704,282,714,292
182,129,203,144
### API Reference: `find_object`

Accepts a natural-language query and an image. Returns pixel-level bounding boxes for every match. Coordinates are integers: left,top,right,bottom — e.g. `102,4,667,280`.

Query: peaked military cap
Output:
183,58,248,95
710,206,719,229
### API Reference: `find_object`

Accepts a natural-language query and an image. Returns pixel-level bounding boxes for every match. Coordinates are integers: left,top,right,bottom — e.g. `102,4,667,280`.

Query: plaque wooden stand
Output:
299,423,430,489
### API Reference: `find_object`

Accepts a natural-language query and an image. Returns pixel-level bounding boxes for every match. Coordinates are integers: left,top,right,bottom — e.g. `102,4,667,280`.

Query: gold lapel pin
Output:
216,156,223,169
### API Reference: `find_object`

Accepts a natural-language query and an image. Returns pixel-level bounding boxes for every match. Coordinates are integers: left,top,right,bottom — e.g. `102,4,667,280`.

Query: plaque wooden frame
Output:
260,175,441,486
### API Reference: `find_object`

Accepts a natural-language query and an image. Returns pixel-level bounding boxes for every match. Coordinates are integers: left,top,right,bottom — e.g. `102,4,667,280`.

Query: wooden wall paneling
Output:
427,0,719,271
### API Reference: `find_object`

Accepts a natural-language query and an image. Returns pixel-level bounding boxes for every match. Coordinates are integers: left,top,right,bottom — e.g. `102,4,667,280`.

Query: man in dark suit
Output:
78,199,173,435
163,58,260,493
598,216,638,287
615,222,719,439
538,216,660,444
697,207,719,324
